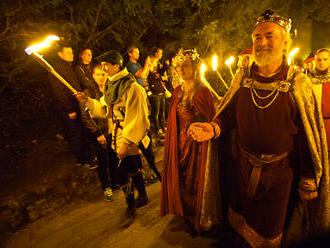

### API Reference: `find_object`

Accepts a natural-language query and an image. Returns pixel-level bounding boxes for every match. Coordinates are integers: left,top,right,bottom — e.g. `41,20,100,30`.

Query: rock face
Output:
0,136,164,246
0,164,101,244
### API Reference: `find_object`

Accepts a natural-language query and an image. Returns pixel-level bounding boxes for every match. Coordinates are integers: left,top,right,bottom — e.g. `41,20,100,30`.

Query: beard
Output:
253,47,282,66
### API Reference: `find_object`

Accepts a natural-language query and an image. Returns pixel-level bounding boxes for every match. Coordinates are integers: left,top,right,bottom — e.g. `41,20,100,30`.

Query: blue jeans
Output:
149,94,166,131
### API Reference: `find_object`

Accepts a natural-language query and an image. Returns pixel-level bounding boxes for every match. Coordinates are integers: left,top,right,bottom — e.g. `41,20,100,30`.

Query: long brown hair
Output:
181,60,203,105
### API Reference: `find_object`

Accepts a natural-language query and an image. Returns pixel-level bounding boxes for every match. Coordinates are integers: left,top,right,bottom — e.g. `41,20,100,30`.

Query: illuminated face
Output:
58,47,74,62
104,62,120,77
316,51,330,72
252,22,287,67
93,67,108,90
178,61,194,81
81,49,92,65
129,48,140,62
155,49,163,60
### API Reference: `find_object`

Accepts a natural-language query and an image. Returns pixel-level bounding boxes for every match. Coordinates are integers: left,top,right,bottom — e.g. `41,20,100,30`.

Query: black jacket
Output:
48,57,84,114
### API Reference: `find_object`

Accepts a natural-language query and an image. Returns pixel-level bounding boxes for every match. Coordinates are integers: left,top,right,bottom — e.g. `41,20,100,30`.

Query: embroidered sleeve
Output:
295,110,317,192
298,177,317,192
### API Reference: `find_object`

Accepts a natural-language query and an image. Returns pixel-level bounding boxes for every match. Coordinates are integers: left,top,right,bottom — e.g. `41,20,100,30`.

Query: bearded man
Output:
188,10,330,248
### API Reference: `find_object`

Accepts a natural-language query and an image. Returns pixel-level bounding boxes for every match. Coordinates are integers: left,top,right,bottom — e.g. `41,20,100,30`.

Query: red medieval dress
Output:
160,85,215,232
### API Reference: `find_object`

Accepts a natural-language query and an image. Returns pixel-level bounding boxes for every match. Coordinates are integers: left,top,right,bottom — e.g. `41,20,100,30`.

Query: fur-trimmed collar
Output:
309,69,330,84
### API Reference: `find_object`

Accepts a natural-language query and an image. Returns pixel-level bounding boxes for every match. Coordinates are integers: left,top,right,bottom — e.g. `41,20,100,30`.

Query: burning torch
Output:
25,35,77,94
225,56,235,79
200,63,221,101
287,47,300,66
212,54,228,89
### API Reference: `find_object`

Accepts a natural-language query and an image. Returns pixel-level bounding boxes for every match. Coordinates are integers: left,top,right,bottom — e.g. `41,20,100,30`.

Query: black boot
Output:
139,141,161,182
133,172,149,208
150,165,162,182
123,186,136,217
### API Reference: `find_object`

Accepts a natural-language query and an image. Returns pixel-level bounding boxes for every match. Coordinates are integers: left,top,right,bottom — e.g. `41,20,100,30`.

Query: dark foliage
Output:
0,0,329,166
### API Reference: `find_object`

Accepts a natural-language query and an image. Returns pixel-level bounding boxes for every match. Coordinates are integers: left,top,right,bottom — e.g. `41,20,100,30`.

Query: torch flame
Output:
225,56,235,66
212,54,218,71
25,35,60,55
288,47,300,65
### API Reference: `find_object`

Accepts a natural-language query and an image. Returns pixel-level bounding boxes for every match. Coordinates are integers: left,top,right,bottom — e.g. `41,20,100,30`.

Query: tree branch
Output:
84,2,104,47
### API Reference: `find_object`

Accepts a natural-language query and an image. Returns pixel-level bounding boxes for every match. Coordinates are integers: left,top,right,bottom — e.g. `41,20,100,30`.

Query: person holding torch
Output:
75,50,150,218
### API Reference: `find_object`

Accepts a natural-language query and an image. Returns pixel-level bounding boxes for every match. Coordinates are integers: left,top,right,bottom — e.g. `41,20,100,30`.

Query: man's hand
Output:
74,92,88,104
188,122,215,142
298,189,318,201
97,135,107,146
117,142,129,160
68,112,77,120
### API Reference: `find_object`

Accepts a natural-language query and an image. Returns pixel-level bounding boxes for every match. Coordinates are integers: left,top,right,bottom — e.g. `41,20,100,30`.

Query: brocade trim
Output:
228,207,282,248
243,78,292,92
310,72,330,85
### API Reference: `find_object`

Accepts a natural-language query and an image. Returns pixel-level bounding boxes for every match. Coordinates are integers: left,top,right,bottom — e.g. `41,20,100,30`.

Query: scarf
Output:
104,68,136,106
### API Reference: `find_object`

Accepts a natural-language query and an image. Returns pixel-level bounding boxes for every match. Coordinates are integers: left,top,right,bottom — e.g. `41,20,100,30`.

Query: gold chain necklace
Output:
243,77,292,110
251,84,277,99
250,84,279,110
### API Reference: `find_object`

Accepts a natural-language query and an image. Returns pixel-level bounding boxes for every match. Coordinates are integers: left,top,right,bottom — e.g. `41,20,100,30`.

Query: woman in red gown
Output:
160,49,216,232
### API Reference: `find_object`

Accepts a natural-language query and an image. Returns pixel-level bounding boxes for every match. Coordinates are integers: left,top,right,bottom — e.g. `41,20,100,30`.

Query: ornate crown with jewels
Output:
255,10,292,33
172,48,200,67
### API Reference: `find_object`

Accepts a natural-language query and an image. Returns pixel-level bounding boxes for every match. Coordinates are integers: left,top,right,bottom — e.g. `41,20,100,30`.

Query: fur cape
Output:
200,65,330,244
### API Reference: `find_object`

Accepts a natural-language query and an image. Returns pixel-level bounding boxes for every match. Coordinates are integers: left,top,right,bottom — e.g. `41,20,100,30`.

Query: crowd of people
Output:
48,42,171,213
47,9,330,248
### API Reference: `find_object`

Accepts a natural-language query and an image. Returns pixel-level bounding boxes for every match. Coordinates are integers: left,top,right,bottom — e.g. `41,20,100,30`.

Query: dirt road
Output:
4,181,220,248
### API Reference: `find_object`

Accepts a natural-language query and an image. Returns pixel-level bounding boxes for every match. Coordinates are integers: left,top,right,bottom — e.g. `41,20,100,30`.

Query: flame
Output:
25,35,60,55
288,47,300,65
225,56,235,66
212,54,218,71
201,63,207,80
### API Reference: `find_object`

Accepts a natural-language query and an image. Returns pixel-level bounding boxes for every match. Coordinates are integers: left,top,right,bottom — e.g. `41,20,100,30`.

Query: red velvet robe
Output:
321,82,330,149
219,64,315,242
160,85,215,231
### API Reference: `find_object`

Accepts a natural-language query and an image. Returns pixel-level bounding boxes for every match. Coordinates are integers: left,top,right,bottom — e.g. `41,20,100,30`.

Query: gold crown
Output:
255,10,292,33
172,48,200,67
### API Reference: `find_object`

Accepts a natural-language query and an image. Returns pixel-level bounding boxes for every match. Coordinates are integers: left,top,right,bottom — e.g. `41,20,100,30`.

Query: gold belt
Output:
240,146,289,198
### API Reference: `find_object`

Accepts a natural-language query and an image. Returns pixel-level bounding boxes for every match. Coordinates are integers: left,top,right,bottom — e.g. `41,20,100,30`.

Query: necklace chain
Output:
251,84,277,99
250,84,279,110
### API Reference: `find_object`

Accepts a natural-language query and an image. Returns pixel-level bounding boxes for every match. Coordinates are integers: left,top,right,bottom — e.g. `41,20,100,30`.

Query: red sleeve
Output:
192,87,216,122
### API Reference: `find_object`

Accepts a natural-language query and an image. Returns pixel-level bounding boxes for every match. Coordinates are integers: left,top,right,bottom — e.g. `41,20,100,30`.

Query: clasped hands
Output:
187,122,215,142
